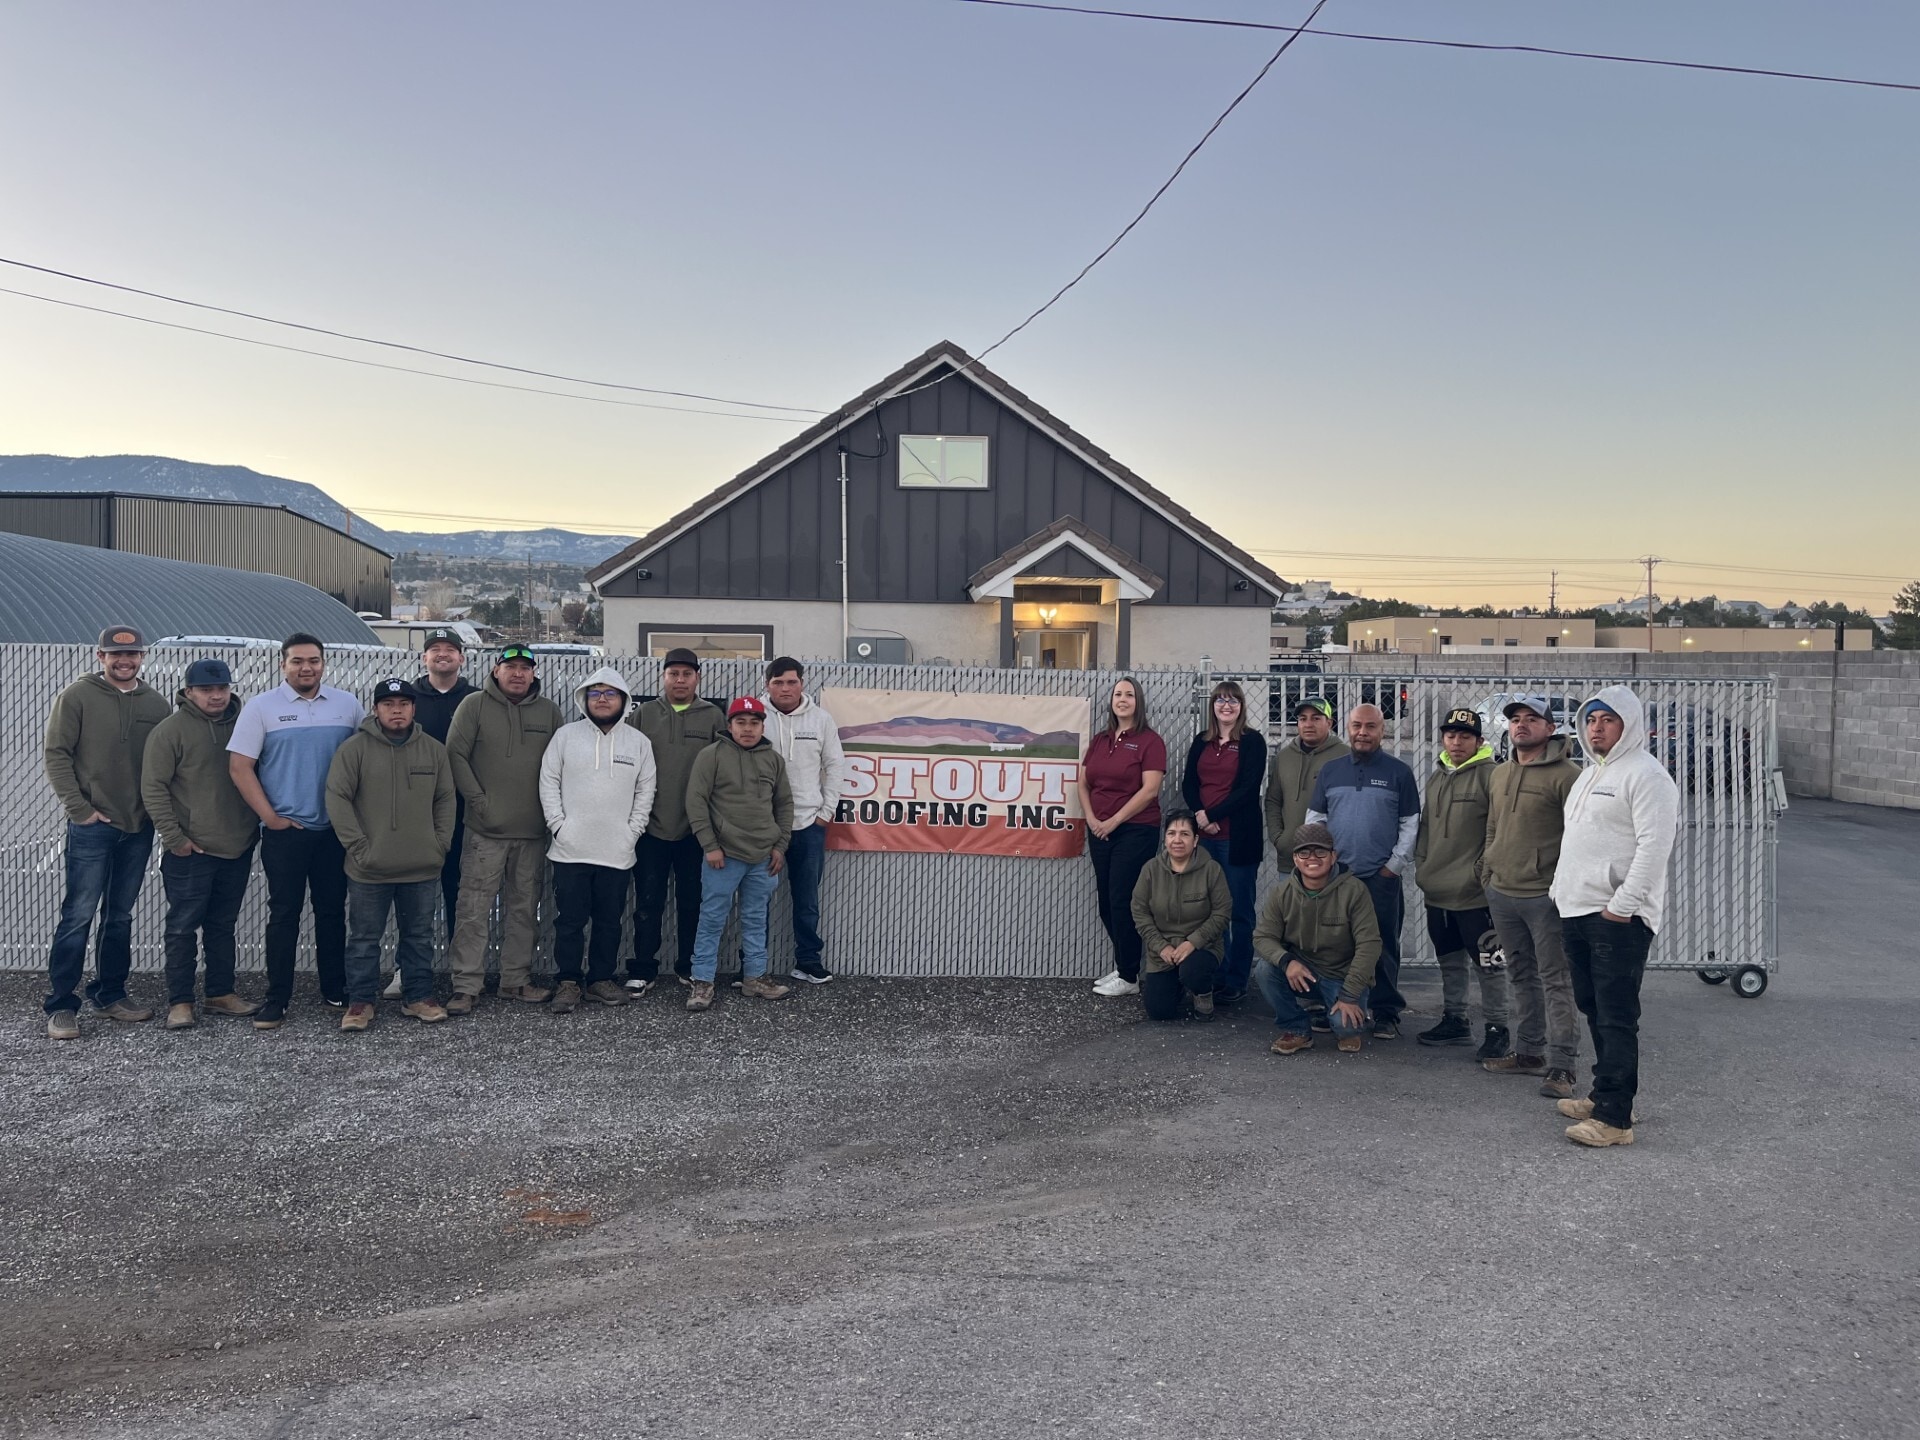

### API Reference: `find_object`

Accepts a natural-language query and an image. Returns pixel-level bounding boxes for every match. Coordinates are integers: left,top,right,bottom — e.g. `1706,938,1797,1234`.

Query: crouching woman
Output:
1252,822,1382,1054
1129,810,1231,1022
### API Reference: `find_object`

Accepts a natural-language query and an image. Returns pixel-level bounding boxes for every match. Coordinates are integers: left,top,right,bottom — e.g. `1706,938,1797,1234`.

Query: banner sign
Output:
819,688,1091,857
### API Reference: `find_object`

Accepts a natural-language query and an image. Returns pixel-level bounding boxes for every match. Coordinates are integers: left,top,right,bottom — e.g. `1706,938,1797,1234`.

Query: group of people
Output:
1078,677,1678,1148
41,627,844,1037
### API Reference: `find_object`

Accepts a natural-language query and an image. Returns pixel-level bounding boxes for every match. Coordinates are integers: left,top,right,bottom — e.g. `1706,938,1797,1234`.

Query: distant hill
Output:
0,455,635,567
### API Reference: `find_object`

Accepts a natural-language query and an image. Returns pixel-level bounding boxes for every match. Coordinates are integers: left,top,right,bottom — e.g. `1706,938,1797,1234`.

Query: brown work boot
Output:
1565,1118,1634,1148
1335,1033,1363,1054
1270,1032,1313,1055
1539,1068,1576,1099
1557,1098,1641,1124
203,993,260,1018
1483,1052,1547,1076
548,981,583,1014
585,981,628,1007
96,998,153,1023
685,981,716,1013
739,976,791,1001
165,1003,196,1031
340,1003,375,1032
445,992,478,1016
401,999,448,1023
501,983,552,1004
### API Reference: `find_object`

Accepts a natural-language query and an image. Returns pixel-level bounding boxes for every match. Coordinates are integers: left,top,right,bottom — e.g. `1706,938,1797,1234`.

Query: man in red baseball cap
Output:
681,696,794,1012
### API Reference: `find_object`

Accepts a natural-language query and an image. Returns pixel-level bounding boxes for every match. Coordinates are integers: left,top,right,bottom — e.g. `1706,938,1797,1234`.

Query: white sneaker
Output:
623,977,652,995
1090,969,1122,995
382,972,403,998
1101,978,1141,997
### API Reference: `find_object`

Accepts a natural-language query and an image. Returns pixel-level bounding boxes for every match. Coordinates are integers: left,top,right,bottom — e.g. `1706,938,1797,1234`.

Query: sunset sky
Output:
3,1,1914,611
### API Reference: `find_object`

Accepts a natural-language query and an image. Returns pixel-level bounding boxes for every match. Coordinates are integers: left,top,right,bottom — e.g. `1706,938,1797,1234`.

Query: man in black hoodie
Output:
408,628,478,944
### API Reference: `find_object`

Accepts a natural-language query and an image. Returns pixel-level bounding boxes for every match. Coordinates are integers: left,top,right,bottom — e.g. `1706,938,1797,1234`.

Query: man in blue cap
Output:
142,658,263,1029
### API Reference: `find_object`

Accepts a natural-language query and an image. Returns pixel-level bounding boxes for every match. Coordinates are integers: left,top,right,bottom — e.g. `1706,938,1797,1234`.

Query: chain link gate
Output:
1,645,1777,990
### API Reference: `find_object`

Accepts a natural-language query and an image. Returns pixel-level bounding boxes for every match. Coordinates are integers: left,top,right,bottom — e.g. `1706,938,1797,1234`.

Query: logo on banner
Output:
820,688,1091,857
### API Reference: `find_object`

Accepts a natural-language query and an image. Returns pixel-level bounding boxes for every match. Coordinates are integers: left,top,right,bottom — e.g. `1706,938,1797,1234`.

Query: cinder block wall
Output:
1312,649,1920,811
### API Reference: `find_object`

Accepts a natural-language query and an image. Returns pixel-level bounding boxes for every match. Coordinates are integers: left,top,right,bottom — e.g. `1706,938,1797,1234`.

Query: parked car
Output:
1647,702,1758,796
1474,692,1582,761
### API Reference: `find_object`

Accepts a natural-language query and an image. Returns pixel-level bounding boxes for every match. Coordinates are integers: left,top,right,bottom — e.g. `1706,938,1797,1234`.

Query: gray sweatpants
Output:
1486,885,1579,1070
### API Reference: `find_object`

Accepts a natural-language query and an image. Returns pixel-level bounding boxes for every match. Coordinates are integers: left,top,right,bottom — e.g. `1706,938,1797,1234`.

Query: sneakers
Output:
165,1003,196,1031
585,981,629,1007
401,999,448,1023
740,976,791,1001
1270,1032,1313,1055
1474,1024,1511,1063
674,963,692,988
685,981,716,1013
500,984,553,1004
1565,1118,1634,1148
1557,1098,1640,1124
1310,1012,1332,1034
444,992,478,1017
322,995,346,1010
340,1003,375,1032
203,993,260,1018
252,1001,288,1031
1211,987,1246,1006
548,981,583,1015
1092,971,1140,997
96,998,153,1023
382,972,403,998
790,960,834,985
46,1010,80,1041
1336,1033,1363,1054
1190,992,1215,1020
1538,1068,1576,1099
1483,1052,1546,1076
623,976,654,996
1371,1016,1401,1041
1416,1014,1473,1047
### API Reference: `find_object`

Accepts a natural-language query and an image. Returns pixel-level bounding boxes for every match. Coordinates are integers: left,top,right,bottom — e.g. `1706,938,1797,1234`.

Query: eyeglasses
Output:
1212,696,1241,707
1294,847,1333,859
585,688,624,701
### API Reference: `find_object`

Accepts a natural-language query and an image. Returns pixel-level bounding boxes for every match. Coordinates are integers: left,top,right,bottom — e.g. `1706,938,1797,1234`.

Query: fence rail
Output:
0,646,1778,982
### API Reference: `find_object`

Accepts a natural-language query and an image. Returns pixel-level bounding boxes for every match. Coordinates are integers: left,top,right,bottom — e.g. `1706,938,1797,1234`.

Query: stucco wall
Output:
1131,605,1269,672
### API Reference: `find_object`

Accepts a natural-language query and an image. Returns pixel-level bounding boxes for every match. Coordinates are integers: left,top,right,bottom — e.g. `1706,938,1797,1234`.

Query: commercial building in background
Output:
0,491,391,615
1594,626,1874,653
1347,616,1599,655
589,341,1285,670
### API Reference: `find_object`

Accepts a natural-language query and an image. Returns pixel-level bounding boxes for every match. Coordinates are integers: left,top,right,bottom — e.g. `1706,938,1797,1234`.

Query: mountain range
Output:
0,455,636,565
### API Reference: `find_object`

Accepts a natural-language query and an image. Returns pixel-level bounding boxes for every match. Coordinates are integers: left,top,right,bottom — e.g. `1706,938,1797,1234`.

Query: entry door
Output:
1015,628,1091,670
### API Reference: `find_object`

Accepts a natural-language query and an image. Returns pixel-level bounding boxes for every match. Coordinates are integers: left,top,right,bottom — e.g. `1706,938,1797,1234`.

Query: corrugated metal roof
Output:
0,532,380,645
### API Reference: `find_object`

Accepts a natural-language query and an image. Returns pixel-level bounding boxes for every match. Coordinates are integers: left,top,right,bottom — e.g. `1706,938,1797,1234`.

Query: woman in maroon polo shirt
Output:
1180,680,1268,1006
1076,676,1167,997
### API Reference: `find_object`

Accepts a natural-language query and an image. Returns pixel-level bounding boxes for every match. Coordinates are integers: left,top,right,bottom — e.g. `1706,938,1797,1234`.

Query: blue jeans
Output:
783,823,827,968
691,856,779,983
1198,837,1257,994
45,821,154,1015
1359,869,1407,1022
1255,959,1369,1038
344,879,439,1005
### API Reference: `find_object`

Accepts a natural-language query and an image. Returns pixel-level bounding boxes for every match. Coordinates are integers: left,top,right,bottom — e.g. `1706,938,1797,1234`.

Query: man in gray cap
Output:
40,625,171,1039
141,657,262,1030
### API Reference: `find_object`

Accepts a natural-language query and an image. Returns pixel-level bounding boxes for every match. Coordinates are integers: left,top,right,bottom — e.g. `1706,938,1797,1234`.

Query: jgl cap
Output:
728,696,766,718
1441,707,1482,736
373,677,414,702
499,645,536,664
98,626,145,652
184,658,232,688
1295,695,1335,721
1503,695,1552,721
423,627,463,651
662,647,701,671
1291,821,1337,854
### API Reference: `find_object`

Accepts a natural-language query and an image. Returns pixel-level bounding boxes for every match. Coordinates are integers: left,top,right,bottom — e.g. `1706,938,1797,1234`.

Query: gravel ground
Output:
3,797,1916,1440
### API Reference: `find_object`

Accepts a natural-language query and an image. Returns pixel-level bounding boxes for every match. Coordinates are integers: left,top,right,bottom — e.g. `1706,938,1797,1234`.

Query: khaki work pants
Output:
449,832,546,995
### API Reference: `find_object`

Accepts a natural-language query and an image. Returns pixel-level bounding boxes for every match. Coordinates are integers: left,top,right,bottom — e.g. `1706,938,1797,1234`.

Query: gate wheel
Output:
1733,967,1768,999
1696,968,1728,985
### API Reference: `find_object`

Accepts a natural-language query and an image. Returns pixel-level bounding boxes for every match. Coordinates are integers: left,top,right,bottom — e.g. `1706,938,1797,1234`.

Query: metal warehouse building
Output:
0,490,391,614
0,532,382,645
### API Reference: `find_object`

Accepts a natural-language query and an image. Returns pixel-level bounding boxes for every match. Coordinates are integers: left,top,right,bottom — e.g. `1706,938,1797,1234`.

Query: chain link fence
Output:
1,645,1776,983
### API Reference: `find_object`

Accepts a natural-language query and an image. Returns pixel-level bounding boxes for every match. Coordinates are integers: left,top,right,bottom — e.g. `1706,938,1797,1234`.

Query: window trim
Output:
637,623,775,661
897,434,990,490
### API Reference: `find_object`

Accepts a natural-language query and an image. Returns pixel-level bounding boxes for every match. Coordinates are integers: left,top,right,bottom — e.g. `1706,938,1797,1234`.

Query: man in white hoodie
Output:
539,668,657,1013
762,658,846,984
1549,685,1678,1148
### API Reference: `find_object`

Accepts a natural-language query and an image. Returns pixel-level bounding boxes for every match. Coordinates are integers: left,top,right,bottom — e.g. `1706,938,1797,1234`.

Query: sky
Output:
2,0,1915,612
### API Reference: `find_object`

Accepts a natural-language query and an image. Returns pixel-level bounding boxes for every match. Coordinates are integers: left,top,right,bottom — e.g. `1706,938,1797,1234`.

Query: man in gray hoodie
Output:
1550,686,1678,1148
539,667,657,1013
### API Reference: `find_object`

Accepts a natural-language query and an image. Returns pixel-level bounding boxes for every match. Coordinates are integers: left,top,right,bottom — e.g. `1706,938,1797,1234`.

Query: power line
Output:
1241,544,1913,583
0,287,806,424
950,0,1920,94
354,505,652,533
0,256,826,414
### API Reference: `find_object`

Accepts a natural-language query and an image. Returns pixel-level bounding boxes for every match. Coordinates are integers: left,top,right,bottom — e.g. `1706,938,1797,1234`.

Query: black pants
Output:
1089,824,1157,983
260,825,347,1006
553,861,628,986
631,832,704,981
160,847,254,1005
1563,911,1654,1129
1140,949,1220,1021
1359,870,1408,1023
438,810,465,943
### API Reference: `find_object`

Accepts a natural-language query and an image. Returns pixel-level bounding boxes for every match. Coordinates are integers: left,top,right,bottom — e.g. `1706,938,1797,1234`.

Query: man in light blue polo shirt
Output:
228,633,364,1029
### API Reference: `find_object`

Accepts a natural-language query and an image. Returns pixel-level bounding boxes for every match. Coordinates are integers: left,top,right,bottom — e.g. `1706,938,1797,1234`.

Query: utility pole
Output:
1640,555,1662,652
1548,570,1559,617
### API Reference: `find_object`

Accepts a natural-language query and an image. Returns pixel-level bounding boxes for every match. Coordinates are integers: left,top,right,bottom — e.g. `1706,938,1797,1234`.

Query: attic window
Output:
899,435,988,489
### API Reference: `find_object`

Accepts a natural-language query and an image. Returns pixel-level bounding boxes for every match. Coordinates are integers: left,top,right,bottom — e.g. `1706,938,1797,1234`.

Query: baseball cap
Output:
423,627,464,651
1440,707,1482,736
97,625,146,652
662,646,701,671
1295,695,1335,721
184,658,232,688
1291,821,1337,854
727,696,767,719
372,677,415,702
1502,694,1552,721
498,644,536,664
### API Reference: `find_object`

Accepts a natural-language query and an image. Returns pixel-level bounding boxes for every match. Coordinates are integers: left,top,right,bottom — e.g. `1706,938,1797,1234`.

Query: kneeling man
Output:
1253,822,1382,1055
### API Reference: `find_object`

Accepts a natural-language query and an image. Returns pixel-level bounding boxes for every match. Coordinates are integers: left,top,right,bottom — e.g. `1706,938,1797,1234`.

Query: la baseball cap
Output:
97,625,146,652
372,677,415,702
1440,707,1483,736
727,696,767,718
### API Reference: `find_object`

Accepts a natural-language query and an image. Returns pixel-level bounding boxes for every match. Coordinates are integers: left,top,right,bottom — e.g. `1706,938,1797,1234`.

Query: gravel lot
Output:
3,797,1916,1440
